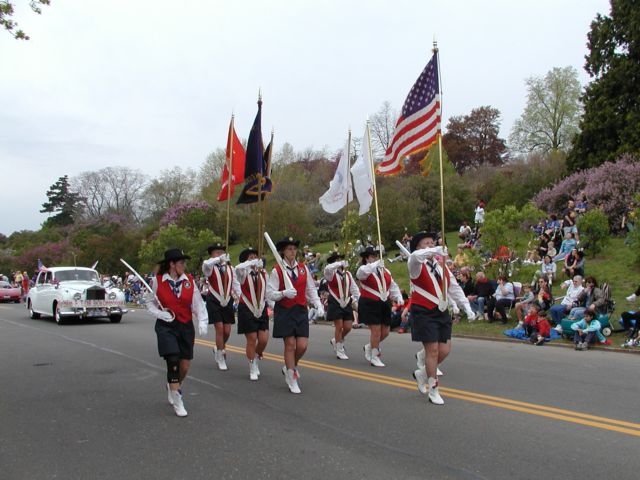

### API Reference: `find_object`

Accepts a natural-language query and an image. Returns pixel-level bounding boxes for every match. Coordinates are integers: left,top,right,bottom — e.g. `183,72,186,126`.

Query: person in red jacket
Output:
324,251,360,360
356,246,404,368
526,305,551,346
266,237,324,394
234,248,269,381
407,231,475,406
146,249,208,417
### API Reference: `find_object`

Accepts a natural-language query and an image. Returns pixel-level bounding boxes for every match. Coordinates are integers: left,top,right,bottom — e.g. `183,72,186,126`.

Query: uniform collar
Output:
162,273,188,283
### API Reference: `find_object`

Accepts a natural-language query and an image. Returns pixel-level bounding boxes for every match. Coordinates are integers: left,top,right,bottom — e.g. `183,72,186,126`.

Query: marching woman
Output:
146,248,208,417
407,232,475,405
266,236,325,394
202,242,235,371
324,251,359,360
356,246,403,367
234,248,269,381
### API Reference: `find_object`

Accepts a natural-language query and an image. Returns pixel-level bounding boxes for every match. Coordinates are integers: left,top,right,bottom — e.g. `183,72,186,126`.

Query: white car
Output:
27,267,127,325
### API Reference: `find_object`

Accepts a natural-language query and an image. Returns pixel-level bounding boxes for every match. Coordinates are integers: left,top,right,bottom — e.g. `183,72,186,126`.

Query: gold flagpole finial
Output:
432,37,438,54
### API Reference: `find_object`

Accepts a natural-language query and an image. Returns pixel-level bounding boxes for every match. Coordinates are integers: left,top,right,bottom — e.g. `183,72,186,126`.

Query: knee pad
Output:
165,355,180,384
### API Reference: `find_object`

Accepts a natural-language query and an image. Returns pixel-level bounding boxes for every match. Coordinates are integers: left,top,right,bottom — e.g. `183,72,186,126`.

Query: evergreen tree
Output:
40,175,81,227
568,0,640,171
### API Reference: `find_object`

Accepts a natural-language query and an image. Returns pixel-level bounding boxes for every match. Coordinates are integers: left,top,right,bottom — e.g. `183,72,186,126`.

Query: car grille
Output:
86,287,106,300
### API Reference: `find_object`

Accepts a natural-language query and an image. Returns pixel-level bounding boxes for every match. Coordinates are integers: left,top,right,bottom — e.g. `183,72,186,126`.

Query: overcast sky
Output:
0,0,610,234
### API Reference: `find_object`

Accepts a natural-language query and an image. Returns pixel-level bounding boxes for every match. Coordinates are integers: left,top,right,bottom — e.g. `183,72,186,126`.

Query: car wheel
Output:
14,299,21,304
28,301,40,319
53,303,65,325
109,314,122,323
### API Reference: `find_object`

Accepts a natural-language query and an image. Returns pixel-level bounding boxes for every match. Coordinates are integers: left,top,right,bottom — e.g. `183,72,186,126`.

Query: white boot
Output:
370,347,385,367
283,366,301,394
413,368,428,394
363,343,372,362
330,337,337,352
427,377,444,405
415,349,425,369
254,355,261,376
167,383,175,405
336,342,349,360
249,360,258,381
215,349,228,371
170,389,188,416
437,367,444,376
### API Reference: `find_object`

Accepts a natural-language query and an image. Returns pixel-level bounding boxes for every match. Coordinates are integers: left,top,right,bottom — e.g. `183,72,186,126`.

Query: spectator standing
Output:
474,200,485,227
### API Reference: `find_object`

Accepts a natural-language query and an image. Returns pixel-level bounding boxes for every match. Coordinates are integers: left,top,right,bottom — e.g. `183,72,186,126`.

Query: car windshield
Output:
54,270,100,283
0,281,11,288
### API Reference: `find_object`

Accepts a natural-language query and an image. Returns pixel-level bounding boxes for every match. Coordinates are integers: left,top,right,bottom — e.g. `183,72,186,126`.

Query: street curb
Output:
453,333,640,355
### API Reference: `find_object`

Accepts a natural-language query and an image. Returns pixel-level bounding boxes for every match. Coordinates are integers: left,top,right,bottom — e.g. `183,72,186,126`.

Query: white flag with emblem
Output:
351,123,374,215
319,137,353,213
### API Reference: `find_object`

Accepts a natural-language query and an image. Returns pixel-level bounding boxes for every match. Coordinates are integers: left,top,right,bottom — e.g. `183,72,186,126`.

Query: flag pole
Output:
256,92,263,257
433,40,447,302
225,115,234,249
343,129,352,255
366,120,384,257
260,128,274,257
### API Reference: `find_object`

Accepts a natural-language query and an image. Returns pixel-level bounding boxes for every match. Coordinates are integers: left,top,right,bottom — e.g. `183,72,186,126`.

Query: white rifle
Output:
263,232,295,291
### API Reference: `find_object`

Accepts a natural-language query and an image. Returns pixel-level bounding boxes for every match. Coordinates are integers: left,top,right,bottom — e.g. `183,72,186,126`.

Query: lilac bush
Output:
533,155,640,230
160,201,211,227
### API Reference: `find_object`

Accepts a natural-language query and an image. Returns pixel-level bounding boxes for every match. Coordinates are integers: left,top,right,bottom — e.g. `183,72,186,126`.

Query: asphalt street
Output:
1,303,639,480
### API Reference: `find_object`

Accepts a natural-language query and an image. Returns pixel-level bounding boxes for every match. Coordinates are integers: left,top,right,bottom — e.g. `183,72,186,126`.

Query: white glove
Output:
315,304,325,318
198,321,208,336
374,259,385,269
395,298,405,307
340,260,349,268
466,309,476,321
254,258,264,268
442,246,449,257
157,310,174,322
283,288,297,299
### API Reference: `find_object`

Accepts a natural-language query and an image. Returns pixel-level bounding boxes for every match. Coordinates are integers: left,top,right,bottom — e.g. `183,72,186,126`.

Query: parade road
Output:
1,304,639,480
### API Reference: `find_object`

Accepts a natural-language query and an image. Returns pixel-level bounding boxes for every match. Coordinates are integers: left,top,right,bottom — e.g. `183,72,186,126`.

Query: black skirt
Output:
357,296,392,326
272,304,309,338
155,319,195,359
326,296,354,321
410,304,452,344
206,294,235,324
237,303,269,334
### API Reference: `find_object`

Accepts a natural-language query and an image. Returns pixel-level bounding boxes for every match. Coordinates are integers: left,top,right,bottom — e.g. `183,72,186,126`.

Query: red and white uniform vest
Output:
410,262,451,310
359,267,392,302
328,270,354,308
275,262,307,308
155,274,195,324
239,270,267,318
207,263,234,306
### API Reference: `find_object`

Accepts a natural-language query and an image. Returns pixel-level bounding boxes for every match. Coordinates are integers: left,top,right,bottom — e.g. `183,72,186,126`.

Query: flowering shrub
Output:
533,155,640,230
17,240,71,272
160,201,211,227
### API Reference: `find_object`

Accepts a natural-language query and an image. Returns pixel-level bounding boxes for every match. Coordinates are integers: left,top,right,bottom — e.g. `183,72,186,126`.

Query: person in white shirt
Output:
474,201,485,226
324,251,360,360
266,237,324,394
202,243,235,371
146,249,208,417
356,246,403,367
550,275,584,326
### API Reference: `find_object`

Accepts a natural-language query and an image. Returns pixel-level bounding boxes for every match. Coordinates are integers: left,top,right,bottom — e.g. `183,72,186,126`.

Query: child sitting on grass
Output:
523,304,551,345
571,308,601,351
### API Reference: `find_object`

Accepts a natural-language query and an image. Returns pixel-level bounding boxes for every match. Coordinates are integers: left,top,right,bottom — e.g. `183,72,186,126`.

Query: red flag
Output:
217,118,246,201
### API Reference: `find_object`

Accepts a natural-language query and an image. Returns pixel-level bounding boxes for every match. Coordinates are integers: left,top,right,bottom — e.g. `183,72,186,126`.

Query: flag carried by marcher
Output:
217,117,246,202
319,137,353,213
377,53,441,175
350,124,374,215
237,99,272,204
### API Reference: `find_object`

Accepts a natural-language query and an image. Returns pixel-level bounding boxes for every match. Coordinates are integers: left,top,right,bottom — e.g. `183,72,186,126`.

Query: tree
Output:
577,209,610,258
443,106,507,172
509,66,582,155
73,167,148,223
1,0,49,40
143,167,197,219
369,101,398,157
568,1,640,171
40,175,81,227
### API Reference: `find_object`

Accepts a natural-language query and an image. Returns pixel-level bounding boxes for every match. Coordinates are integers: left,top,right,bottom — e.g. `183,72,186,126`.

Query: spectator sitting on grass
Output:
486,275,515,324
468,271,493,318
547,241,557,259
532,255,557,287
563,248,584,278
514,285,535,323
458,220,472,242
523,304,551,345
454,247,469,269
533,277,553,311
544,214,562,238
572,308,601,351
550,275,584,326
553,232,577,262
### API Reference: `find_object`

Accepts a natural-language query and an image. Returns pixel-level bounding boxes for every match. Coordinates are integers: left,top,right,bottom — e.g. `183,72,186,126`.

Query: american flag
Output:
37,259,48,272
377,53,441,175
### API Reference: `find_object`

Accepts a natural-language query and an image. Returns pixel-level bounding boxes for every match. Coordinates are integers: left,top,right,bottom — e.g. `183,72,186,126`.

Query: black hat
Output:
207,243,226,254
327,251,345,264
275,236,300,252
239,247,258,263
359,246,380,258
159,248,191,264
410,231,438,252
